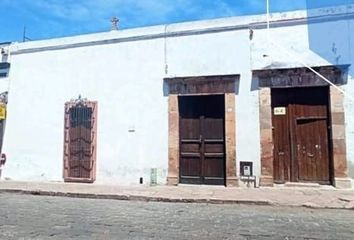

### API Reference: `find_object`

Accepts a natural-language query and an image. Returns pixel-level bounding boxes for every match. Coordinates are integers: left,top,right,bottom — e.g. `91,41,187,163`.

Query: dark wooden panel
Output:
296,119,330,183
204,157,224,176
271,89,291,183
166,75,238,95
179,95,225,185
202,106,224,184
271,86,331,184
203,118,224,139
68,107,93,179
203,157,225,185
180,143,200,153
256,66,347,88
180,157,201,177
272,114,291,183
204,143,224,153
180,118,200,140
291,87,330,183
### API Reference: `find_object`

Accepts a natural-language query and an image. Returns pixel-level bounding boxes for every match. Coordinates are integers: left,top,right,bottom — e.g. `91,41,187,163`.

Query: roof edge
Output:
10,4,354,55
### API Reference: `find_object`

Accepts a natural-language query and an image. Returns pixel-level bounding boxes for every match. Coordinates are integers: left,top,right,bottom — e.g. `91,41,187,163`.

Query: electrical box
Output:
150,168,157,185
240,161,253,177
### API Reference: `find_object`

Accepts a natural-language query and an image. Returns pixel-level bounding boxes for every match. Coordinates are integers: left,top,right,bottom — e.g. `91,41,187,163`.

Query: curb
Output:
0,189,353,210
0,189,272,205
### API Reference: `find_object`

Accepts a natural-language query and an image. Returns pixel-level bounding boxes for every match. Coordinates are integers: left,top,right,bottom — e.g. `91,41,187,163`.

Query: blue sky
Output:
0,0,352,42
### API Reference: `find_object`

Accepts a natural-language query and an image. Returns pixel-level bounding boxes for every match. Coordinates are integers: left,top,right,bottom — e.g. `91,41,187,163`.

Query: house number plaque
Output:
274,107,286,115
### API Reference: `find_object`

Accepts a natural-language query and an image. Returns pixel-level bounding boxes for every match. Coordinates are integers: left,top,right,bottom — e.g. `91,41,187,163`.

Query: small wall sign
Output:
0,104,6,120
274,107,286,115
240,161,253,177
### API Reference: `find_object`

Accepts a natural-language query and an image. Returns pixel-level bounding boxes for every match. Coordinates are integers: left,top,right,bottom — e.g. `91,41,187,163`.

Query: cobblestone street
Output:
0,193,353,240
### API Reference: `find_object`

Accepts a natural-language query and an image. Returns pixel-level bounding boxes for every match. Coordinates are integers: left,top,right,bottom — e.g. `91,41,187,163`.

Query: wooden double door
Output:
272,87,332,184
179,95,225,185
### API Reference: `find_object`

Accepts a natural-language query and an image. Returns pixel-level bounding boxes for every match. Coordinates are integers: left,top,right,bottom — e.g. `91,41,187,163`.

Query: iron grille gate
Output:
63,97,97,183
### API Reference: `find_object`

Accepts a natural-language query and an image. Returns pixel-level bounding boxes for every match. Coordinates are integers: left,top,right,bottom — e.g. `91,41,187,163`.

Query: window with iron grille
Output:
0,62,10,78
63,97,97,183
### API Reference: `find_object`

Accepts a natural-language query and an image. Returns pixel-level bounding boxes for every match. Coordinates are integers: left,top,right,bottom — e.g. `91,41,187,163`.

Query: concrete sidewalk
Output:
0,180,354,209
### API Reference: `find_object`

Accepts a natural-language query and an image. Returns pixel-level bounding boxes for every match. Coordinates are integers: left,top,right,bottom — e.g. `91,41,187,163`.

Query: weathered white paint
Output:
1,5,354,185
5,39,168,184
343,18,354,181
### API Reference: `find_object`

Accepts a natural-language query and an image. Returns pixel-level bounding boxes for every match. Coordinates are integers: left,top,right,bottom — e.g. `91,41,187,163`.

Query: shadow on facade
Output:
307,0,354,78
349,162,354,178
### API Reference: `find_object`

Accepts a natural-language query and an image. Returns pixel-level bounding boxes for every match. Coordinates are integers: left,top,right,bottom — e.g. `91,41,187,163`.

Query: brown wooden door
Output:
272,87,331,184
272,90,292,183
63,100,97,183
295,118,330,182
68,106,93,179
179,95,225,185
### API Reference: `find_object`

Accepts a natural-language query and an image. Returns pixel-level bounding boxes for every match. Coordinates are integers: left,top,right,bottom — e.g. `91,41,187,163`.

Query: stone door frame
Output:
164,75,239,187
255,66,352,188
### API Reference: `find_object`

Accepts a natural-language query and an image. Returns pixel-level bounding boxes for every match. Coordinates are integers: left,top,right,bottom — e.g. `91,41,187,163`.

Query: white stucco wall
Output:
3,22,261,184
4,37,169,184
1,5,354,185
340,22,354,181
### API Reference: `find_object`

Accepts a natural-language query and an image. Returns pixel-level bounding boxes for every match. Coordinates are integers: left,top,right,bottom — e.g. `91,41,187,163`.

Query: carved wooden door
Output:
63,98,97,183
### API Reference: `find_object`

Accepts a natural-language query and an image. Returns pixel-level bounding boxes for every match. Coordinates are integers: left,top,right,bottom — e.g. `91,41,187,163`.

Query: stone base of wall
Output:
334,178,352,189
167,176,179,186
259,175,274,187
226,177,239,187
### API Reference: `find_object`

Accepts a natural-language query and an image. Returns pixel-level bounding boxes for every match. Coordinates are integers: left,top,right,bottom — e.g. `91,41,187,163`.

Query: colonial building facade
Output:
0,6,353,188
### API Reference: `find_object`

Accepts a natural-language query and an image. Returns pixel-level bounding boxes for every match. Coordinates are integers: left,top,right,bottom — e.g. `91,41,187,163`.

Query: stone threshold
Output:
274,182,336,189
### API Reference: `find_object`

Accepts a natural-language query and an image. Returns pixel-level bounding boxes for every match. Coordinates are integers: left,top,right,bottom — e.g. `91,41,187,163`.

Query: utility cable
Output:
265,0,354,102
